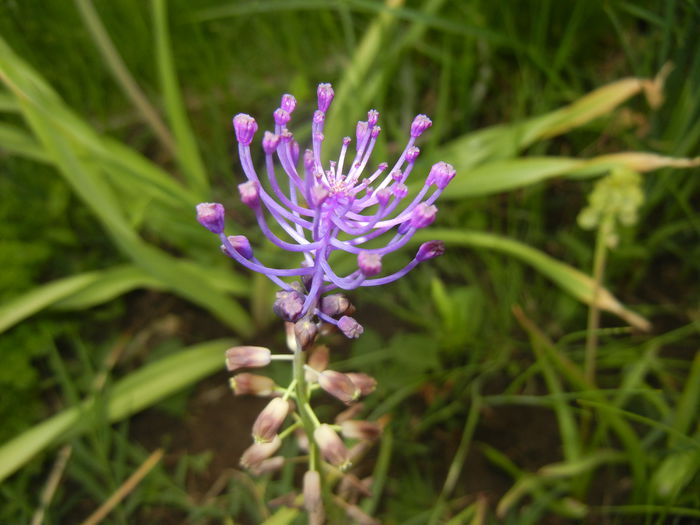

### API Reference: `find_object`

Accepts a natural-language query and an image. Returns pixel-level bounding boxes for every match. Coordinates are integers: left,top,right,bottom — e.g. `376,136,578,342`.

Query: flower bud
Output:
252,398,289,443
262,131,280,154
290,140,300,165
375,187,392,206
273,108,290,127
340,420,382,441
410,114,432,137
317,83,334,112
238,180,261,208
229,373,277,396
405,146,420,163
367,109,379,127
410,202,437,228
416,240,445,262
280,93,296,113
426,161,456,189
240,435,281,469
393,183,408,199
358,252,382,277
314,424,351,470
318,370,360,404
249,455,285,476
320,294,352,317
306,345,329,381
303,470,323,519
338,316,363,339
273,289,305,322
196,202,225,234
313,109,325,125
221,235,253,260
294,317,318,349
226,346,271,371
370,125,381,138
356,121,368,146
345,372,377,396
233,113,258,145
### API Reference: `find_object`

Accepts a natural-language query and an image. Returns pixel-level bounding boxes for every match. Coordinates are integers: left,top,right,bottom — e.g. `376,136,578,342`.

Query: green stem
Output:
584,214,612,386
293,337,319,472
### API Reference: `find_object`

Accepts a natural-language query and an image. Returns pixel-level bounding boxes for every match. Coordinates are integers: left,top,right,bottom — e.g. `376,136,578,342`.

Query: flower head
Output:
197,83,453,337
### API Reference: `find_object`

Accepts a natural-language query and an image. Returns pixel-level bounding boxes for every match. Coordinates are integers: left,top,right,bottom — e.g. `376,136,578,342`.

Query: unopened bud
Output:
306,345,330,381
249,455,285,476
252,398,290,443
367,109,379,127
294,317,318,349
426,161,456,189
314,424,351,469
290,140,300,165
273,108,290,127
345,372,377,396
280,93,296,113
320,294,352,317
410,114,432,137
340,420,382,441
393,183,408,199
221,235,253,260
303,470,323,516
356,121,368,146
225,346,271,371
196,202,225,234
240,435,281,469
273,290,305,322
229,373,277,396
416,240,445,262
317,83,334,112
262,131,280,154
318,370,360,405
239,180,261,208
338,316,363,338
375,187,392,206
233,113,258,146
405,146,420,163
410,202,437,228
358,252,382,277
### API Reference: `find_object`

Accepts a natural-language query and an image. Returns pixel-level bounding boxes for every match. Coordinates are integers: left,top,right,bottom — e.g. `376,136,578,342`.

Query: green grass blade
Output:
0,338,234,483
413,229,651,330
151,0,209,198
0,122,48,162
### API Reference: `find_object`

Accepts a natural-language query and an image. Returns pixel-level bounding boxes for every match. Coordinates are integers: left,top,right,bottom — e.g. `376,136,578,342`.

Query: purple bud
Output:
393,183,408,199
238,180,260,208
310,184,329,207
410,202,437,228
416,240,445,262
280,93,296,113
294,318,318,349
405,146,420,163
313,110,325,125
318,370,360,405
314,424,351,469
240,435,281,469
313,132,325,143
262,131,280,154
342,136,352,146
273,289,305,322
410,114,432,137
280,128,293,142
252,397,289,443
226,346,272,371
367,109,379,127
338,316,364,339
370,125,381,138
230,373,277,396
304,149,315,173
290,140,300,165
375,187,392,206
273,108,290,127
358,252,382,277
391,170,403,181
221,235,253,260
377,162,388,172
196,202,225,234
345,372,378,396
233,113,258,146
320,294,353,317
356,121,368,145
426,162,456,189
317,83,334,112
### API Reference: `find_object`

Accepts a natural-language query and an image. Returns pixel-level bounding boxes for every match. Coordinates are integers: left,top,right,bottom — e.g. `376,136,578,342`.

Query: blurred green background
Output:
0,0,699,523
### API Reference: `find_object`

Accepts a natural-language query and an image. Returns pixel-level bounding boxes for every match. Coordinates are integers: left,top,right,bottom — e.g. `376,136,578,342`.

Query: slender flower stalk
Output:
197,82,454,522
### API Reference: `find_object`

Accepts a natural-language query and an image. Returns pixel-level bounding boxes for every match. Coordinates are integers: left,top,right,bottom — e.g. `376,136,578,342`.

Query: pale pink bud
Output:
225,346,271,371
307,345,330,377
238,180,261,208
294,317,318,349
303,470,323,516
318,370,360,405
229,373,277,396
249,455,285,476
240,435,281,469
252,398,289,443
320,294,353,317
314,424,351,469
335,403,365,423
345,372,377,396
340,420,382,441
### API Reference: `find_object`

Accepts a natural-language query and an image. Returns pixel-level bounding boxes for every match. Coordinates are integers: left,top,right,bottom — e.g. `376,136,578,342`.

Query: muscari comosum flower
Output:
197,83,455,338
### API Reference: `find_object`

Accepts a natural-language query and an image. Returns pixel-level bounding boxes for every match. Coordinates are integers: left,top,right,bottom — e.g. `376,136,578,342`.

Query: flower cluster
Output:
196,82,454,338
196,83,454,523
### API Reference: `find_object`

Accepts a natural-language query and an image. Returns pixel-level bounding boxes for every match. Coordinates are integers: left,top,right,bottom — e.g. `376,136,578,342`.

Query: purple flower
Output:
197,83,454,336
